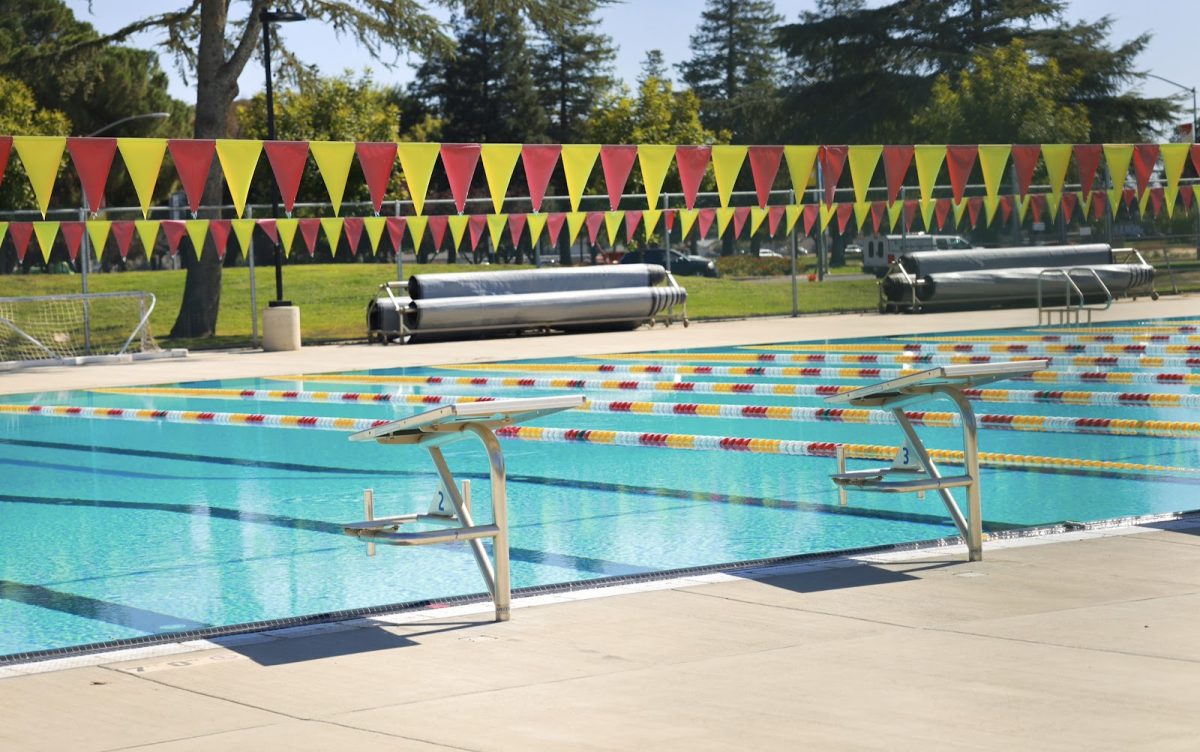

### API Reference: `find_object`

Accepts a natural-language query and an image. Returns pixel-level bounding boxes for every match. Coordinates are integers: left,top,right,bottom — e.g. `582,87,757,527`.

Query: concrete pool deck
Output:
1,296,1198,750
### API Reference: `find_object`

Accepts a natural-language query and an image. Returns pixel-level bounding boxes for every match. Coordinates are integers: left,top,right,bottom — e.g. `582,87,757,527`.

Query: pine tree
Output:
678,0,784,143
532,0,616,144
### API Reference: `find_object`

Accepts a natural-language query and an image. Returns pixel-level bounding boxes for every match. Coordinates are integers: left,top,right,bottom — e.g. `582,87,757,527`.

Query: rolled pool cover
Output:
882,263,1155,307
897,244,1113,276
405,286,687,333
408,264,667,299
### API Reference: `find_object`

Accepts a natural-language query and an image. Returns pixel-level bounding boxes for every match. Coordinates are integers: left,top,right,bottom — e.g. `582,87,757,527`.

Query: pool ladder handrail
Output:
1036,267,1112,326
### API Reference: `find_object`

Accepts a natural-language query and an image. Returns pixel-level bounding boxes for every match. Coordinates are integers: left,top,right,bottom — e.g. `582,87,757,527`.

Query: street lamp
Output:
85,111,170,138
260,8,306,306
1144,72,1197,143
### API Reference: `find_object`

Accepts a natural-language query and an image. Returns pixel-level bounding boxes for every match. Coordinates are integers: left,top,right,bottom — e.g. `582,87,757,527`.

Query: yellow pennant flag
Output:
363,217,386,253
887,199,904,231
407,215,429,249
819,203,834,232
13,136,66,218
1103,144,1134,213
847,145,882,205
561,145,600,212
977,145,1011,204
480,144,522,213
447,214,470,250
33,221,59,263
566,212,587,245
712,145,748,208
275,218,298,257
185,219,210,259
526,213,548,247
0,223,8,246
1018,194,1032,224
604,210,624,246
678,208,699,240
642,208,661,240
920,199,935,232
1040,144,1072,207
984,195,1001,225
952,199,968,227
716,207,735,238
86,220,112,257
637,145,675,209
784,146,819,200
117,138,168,218
134,219,159,256
1160,143,1189,218
1081,191,1093,220
320,217,345,253
231,218,256,255
1137,186,1151,217
852,202,871,232
309,141,356,216
750,206,769,236
785,204,801,234
913,145,946,207
214,140,262,217
397,143,441,215
487,214,508,248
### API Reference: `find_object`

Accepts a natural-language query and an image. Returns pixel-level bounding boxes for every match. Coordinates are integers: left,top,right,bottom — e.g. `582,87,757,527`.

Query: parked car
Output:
619,247,718,277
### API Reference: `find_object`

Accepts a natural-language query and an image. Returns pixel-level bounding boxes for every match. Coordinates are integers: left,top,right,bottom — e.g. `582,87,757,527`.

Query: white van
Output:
861,233,974,277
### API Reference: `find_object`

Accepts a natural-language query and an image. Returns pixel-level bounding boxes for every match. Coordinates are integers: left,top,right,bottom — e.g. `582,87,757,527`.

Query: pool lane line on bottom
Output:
3,403,1197,478
96,387,1200,440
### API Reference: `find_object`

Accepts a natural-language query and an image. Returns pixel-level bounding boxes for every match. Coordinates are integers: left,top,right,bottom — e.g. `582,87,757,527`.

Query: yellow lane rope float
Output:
3,403,1196,477
751,342,1200,357
95,387,1200,439
892,333,1200,345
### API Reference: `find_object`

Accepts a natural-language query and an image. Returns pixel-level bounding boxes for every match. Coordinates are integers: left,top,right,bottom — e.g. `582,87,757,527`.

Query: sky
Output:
65,1,1200,126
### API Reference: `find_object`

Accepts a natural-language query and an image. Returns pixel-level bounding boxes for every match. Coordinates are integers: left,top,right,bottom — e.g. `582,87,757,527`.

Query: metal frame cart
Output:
827,361,1047,561
341,394,585,621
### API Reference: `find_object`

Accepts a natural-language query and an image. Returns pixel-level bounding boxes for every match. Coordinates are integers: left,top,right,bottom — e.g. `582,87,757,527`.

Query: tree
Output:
531,0,616,144
0,75,70,246
679,0,783,144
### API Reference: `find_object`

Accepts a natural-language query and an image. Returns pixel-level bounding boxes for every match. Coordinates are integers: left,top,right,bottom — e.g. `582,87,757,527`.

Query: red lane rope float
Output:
891,333,1200,344
96,387,1200,439
3,403,1196,477
753,342,1200,356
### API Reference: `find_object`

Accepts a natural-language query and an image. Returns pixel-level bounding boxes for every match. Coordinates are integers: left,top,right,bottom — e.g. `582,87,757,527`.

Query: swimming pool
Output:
3,317,1199,662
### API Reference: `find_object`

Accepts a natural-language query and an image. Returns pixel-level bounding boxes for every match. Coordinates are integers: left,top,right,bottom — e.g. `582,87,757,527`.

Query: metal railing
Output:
1036,267,1113,325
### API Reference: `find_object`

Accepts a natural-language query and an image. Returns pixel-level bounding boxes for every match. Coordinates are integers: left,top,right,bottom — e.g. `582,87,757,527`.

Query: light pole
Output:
260,8,306,306
85,111,170,138
1144,72,1197,143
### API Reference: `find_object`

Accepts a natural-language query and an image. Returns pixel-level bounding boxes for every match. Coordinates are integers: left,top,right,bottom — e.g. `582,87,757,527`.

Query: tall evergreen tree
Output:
678,0,784,143
532,0,615,144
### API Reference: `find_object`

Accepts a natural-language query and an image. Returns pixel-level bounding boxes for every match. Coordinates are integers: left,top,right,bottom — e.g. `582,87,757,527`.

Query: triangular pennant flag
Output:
487,214,508,248
1047,191,1060,222
167,139,216,214
384,216,406,252
309,141,356,216
868,202,885,233
1074,144,1102,199
209,219,232,260
1061,192,1078,224
355,141,398,213
1131,144,1160,197
507,213,527,248
1091,191,1107,220
526,212,549,247
1122,187,1136,210
697,208,716,239
480,144,522,213
935,198,952,230
951,198,967,228
711,145,748,208
977,145,1010,205
716,207,736,237
12,136,66,217
256,218,278,245
545,213,566,245
678,208,699,240
945,145,978,203
1011,145,1040,200
275,218,298,257
396,143,441,215
600,145,637,211
1160,143,1189,218
343,216,364,256
1029,195,1045,225
111,221,136,259
61,221,85,261
1000,196,1014,225
1148,187,1163,218
1181,185,1195,214
585,212,604,245
819,145,848,206
1135,185,1150,216
1017,194,1031,224
0,136,10,190
604,210,624,246
732,206,751,238
966,198,983,229
66,137,117,212
637,144,675,210
262,141,309,215
784,145,819,201
447,214,470,250
560,144,600,212
913,145,946,208
440,143,481,214
231,218,256,256
134,219,159,258
751,206,769,236
747,145,784,208
623,209,643,241
297,218,321,256
566,211,587,245
768,205,786,236
919,198,935,231
32,221,58,264
85,220,111,260
847,145,882,205
784,204,800,235
363,216,386,254
675,145,712,210
320,217,345,256
9,223,33,262
214,139,262,217
1081,190,1093,221
882,145,914,205
819,203,835,232
983,194,1000,225
851,202,870,232
1103,144,1134,215
1041,143,1072,207
521,144,561,213
427,215,448,251
835,203,854,234
641,208,661,240
801,204,817,235
117,138,168,218
467,214,488,251
665,207,677,231
887,199,904,231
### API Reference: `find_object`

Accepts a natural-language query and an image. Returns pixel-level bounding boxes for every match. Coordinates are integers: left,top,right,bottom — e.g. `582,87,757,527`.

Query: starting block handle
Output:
364,489,376,557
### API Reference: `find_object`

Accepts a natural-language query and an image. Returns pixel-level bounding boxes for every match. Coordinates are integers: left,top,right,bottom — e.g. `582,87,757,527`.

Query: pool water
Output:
2,317,1199,661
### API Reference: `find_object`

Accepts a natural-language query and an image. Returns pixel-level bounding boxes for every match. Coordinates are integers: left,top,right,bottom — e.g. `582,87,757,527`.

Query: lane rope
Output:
751,342,1200,357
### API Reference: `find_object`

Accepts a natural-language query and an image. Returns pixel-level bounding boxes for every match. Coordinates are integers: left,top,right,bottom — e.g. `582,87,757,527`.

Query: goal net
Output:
0,291,162,364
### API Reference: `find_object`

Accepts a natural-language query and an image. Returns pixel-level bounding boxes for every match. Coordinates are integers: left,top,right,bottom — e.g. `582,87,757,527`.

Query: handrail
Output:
1036,267,1112,325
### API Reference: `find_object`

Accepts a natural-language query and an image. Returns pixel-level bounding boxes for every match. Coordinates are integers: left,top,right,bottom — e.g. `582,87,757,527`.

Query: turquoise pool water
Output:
3,318,1199,661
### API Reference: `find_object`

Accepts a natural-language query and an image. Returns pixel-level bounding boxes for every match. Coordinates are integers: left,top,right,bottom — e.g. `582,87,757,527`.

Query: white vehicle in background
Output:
860,233,975,277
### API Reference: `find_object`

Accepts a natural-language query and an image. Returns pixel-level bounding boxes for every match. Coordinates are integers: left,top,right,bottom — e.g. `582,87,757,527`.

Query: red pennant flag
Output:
343,216,364,256
1074,144,1102,199
675,145,711,210
355,141,398,213
427,215,449,250
1122,187,1136,210
999,196,1013,225
935,198,952,230
111,221,136,259
385,216,406,252
696,208,717,239
946,145,978,203
0,136,11,189
1030,195,1045,224
966,196,983,228
1182,185,1195,214
585,211,604,245
663,209,676,232
1011,145,1040,200
161,220,188,256
733,206,752,238
1091,192,1107,220
903,199,919,231
1191,144,1200,179
600,145,637,211
834,203,853,234
768,205,786,236
545,212,566,245
67,137,117,212
60,221,85,261
262,141,308,215
298,218,320,256
9,222,33,262
1149,187,1164,218
1131,144,1159,196
468,215,487,251
167,139,216,214
256,218,279,245
802,205,818,235
209,219,232,259
747,145,784,208
507,213,527,247
819,145,848,206
521,144,561,213
1060,193,1078,224
439,143,481,214
882,145,914,204
624,210,643,241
